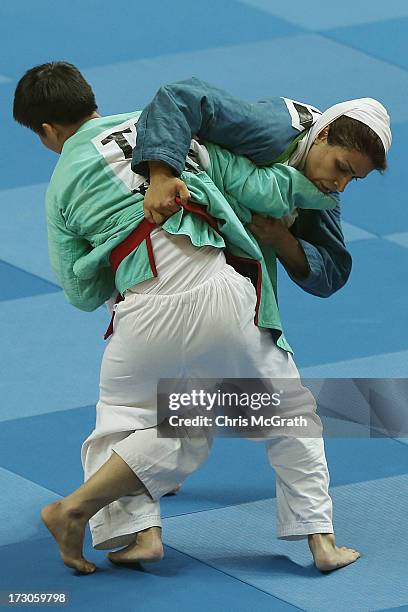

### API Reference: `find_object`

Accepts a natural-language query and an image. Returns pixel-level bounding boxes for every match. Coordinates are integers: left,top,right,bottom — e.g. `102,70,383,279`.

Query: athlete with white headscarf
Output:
290,97,391,168
277,97,391,227
132,80,391,297
128,80,391,569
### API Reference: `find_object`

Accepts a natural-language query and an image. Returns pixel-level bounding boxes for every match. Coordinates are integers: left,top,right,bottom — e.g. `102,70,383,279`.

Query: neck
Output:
60,111,101,147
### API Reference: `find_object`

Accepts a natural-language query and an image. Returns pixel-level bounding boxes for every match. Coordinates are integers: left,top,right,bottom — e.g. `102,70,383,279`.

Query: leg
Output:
42,450,146,574
101,412,212,565
267,435,360,571
227,295,361,572
82,431,162,553
67,291,186,565
261,352,360,571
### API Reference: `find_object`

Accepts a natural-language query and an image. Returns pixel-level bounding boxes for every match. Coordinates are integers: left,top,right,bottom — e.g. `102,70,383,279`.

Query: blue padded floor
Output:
0,183,55,282
0,259,60,301
0,467,60,547
0,536,296,612
385,232,408,248
324,17,408,72
0,293,107,422
82,34,408,124
0,0,301,78
279,239,408,367
239,0,408,30
341,221,376,242
2,1,408,610
162,475,408,612
301,350,408,378
1,413,408,611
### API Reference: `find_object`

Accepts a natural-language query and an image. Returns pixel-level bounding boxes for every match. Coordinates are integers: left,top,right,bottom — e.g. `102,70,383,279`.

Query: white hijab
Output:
289,97,392,169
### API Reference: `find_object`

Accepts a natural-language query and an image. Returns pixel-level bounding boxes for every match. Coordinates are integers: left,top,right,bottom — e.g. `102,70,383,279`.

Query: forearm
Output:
288,207,352,296
248,215,310,279
273,231,310,280
133,78,219,177
132,77,296,177
47,213,116,312
250,213,352,295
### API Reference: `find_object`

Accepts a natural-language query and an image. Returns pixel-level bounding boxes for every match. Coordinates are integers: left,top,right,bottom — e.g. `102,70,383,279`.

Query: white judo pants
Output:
81,265,333,550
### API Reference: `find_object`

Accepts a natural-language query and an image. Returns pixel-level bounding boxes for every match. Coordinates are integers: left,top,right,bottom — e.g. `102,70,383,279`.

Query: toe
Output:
77,561,97,574
64,556,96,574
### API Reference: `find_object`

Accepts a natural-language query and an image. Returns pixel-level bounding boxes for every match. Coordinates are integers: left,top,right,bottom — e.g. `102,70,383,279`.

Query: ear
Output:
315,126,330,143
41,122,58,139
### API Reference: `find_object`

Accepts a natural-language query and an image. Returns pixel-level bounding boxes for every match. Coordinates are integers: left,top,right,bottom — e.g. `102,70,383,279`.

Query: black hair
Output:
13,61,97,134
327,115,387,172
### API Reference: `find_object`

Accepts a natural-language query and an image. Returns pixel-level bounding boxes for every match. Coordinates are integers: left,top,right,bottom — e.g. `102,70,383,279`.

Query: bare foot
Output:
107,527,164,565
41,501,96,574
308,533,360,572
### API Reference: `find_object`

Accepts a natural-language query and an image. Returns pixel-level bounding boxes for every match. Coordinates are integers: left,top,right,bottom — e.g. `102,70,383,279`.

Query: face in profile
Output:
303,128,375,194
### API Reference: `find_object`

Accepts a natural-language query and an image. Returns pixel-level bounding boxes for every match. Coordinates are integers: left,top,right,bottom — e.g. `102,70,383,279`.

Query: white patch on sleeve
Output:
282,98,322,132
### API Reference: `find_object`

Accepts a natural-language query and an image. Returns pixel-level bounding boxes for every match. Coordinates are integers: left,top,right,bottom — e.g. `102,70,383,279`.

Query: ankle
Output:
138,527,162,542
308,533,335,550
62,498,93,522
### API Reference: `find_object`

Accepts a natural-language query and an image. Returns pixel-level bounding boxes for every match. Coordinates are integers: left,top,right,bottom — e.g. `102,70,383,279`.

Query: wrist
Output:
149,161,174,181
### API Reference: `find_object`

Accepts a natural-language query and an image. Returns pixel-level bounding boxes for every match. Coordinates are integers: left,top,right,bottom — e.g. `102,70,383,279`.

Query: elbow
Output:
297,257,352,298
318,259,353,298
331,254,352,295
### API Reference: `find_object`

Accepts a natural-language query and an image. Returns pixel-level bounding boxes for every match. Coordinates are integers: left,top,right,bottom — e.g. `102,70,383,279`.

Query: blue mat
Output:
0,467,59,546
279,238,408,367
341,221,377,242
0,260,59,301
385,232,408,248
0,183,55,282
325,18,408,72
0,292,106,421
86,35,408,125
1,1,408,610
301,350,408,378
0,536,297,612
163,475,408,612
0,0,300,77
240,0,408,30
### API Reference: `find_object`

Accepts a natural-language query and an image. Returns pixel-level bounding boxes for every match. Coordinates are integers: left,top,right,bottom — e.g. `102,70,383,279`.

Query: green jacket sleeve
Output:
205,142,337,218
47,206,116,312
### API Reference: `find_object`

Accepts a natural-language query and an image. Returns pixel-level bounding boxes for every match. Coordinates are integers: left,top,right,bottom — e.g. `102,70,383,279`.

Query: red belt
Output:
104,198,262,340
104,198,221,340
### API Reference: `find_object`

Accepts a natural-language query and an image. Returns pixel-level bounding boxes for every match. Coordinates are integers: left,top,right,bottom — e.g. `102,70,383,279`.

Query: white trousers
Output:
81,265,333,550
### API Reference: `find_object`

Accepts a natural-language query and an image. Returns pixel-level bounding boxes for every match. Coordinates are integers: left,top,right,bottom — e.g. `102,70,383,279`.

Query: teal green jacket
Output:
46,113,336,352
